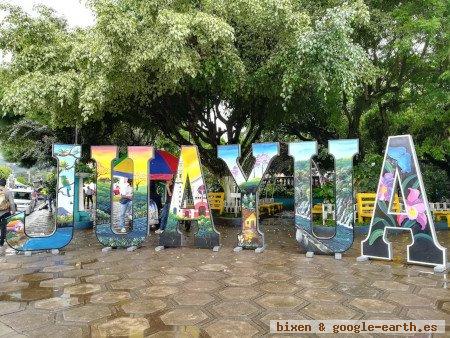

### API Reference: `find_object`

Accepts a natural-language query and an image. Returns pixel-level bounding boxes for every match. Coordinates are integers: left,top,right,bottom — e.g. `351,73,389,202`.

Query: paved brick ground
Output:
0,214,448,337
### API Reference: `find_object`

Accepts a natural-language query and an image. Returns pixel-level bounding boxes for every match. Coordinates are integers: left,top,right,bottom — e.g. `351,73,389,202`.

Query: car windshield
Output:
14,192,31,200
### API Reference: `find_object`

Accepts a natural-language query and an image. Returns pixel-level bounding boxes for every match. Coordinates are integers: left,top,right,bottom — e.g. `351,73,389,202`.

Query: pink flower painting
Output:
397,188,427,230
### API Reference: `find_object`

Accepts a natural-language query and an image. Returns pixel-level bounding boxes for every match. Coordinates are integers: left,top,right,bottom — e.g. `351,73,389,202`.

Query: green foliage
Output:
313,182,334,203
76,162,93,174
354,153,383,192
0,165,12,180
421,164,450,202
0,0,375,175
262,182,294,198
44,171,57,198
16,176,28,185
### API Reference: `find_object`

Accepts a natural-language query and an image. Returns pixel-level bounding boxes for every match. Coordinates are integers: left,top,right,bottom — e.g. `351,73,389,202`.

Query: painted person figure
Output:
61,175,71,197
85,184,94,209
155,180,173,234
118,178,133,233
0,178,16,248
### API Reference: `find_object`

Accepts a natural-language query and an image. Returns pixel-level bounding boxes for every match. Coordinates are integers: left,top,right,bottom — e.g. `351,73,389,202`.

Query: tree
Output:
0,0,373,175
353,0,448,167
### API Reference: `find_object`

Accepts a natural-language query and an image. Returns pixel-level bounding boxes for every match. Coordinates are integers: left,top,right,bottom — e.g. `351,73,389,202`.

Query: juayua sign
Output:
4,135,447,270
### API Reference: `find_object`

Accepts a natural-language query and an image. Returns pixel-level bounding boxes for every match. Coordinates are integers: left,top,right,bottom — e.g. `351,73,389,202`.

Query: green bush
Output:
422,164,450,202
0,165,12,180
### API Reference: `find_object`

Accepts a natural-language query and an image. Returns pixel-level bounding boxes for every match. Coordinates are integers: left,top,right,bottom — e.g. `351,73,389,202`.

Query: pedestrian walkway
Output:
0,218,448,337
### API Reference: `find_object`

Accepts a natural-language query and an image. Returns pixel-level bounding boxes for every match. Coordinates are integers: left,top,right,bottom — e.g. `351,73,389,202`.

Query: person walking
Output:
118,178,133,233
0,178,16,247
155,180,173,234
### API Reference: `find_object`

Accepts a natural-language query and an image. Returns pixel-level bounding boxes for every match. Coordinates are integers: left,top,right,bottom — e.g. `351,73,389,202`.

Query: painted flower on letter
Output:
397,188,427,230
378,173,394,201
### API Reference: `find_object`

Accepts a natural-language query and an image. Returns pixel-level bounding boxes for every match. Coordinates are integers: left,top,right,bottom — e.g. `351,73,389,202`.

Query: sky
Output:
3,0,95,28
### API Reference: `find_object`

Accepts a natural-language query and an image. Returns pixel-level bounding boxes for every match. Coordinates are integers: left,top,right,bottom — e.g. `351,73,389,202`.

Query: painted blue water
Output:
96,217,148,239
20,227,73,250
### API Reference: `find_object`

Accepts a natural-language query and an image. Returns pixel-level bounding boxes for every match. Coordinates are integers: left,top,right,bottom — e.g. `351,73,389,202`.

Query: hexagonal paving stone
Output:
63,269,95,278
0,281,28,293
232,259,257,268
256,294,302,310
34,296,79,310
304,302,356,319
407,308,450,320
95,317,149,337
418,287,450,300
295,278,334,289
442,302,450,312
127,270,160,279
90,291,131,304
401,276,438,287
138,285,178,298
19,273,53,282
109,279,147,290
199,264,228,271
1,267,36,277
0,322,16,337
189,271,226,281
63,304,112,323
183,280,220,292
372,280,409,291
260,272,291,282
0,301,22,315
161,266,195,275
388,292,434,307
0,262,20,269
349,298,396,313
223,276,258,286
42,265,75,273
206,319,259,338
27,324,84,338
63,283,102,295
160,308,208,326
291,267,323,277
302,289,344,302
99,265,136,275
0,311,53,332
260,311,308,322
147,327,208,337
227,267,259,276
39,278,77,288
122,299,166,315
334,284,381,298
259,282,298,294
85,274,120,284
219,287,259,301
149,275,187,285
213,301,258,317
173,292,214,306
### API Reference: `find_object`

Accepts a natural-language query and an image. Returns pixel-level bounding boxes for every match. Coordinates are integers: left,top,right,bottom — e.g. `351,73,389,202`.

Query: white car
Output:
12,188,37,215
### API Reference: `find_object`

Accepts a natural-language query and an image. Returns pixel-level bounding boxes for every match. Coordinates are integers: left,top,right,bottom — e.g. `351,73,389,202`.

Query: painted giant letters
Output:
361,135,446,267
159,146,220,249
91,146,153,248
289,140,358,254
218,143,279,250
6,144,80,251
